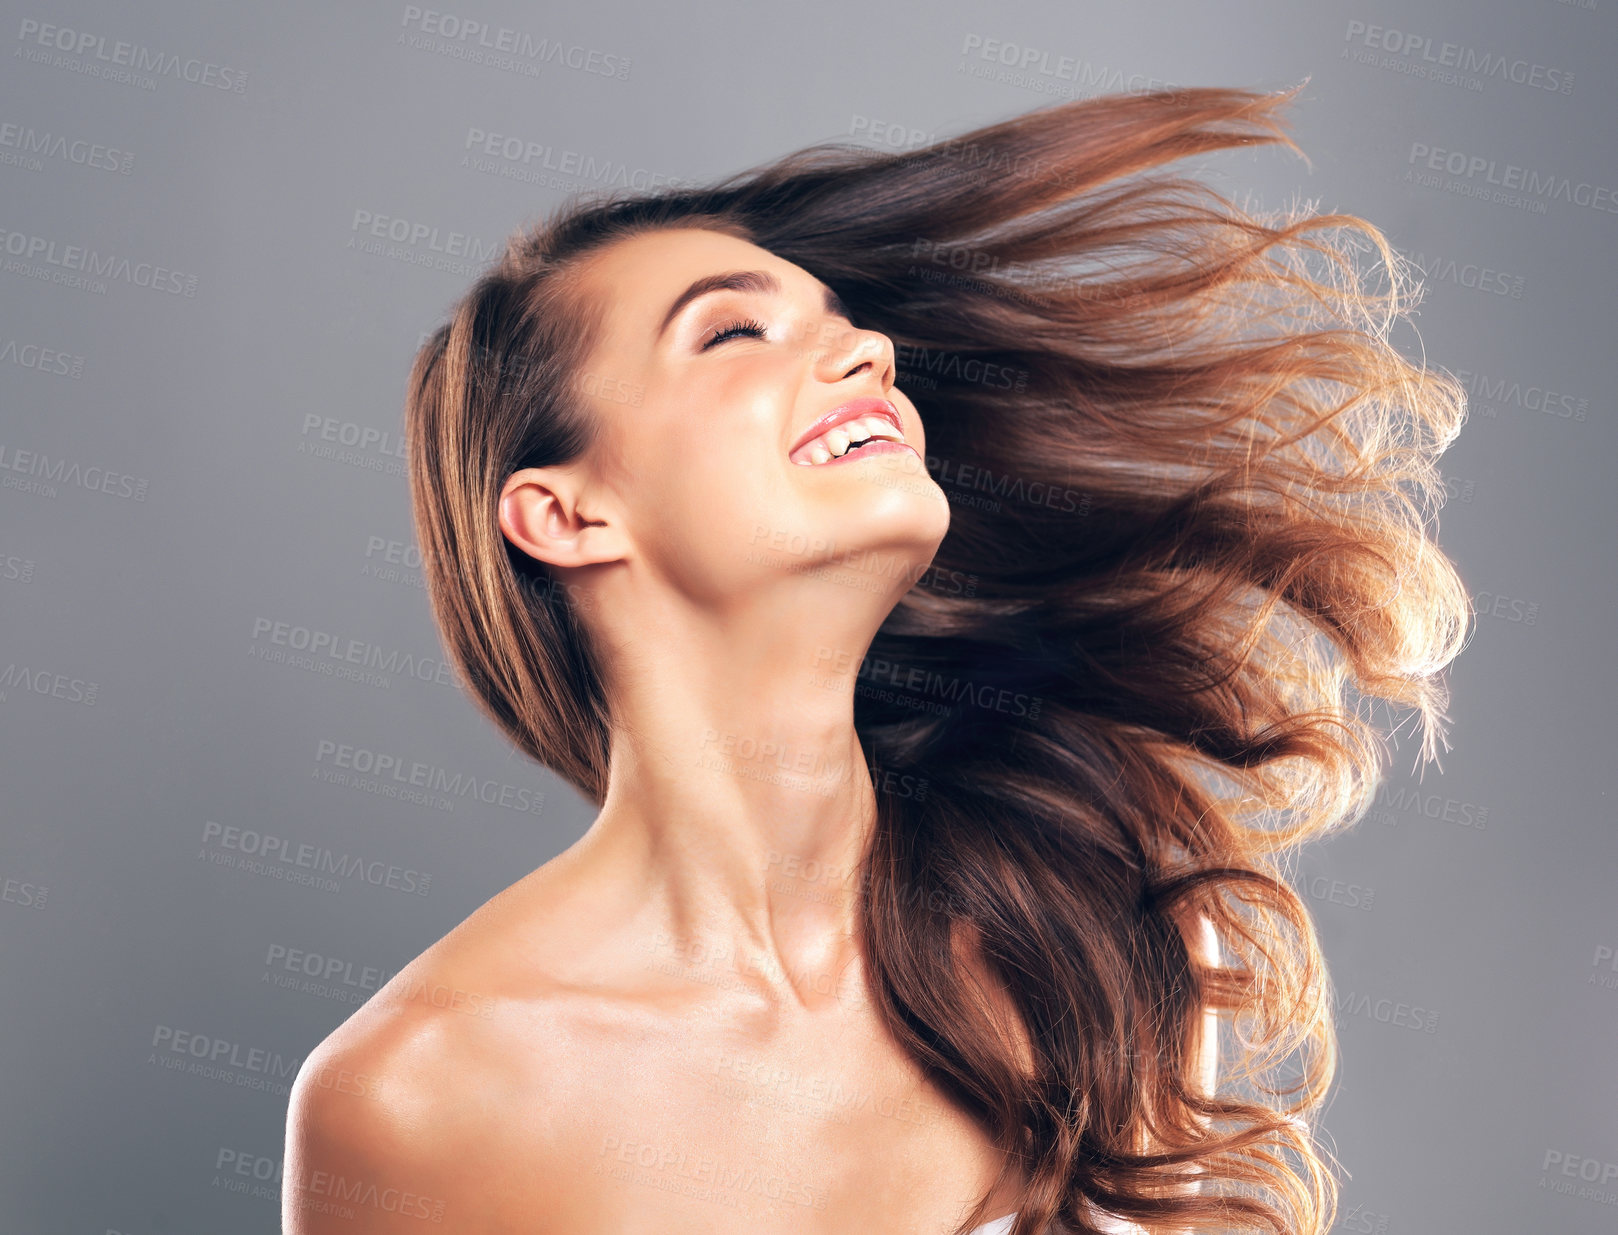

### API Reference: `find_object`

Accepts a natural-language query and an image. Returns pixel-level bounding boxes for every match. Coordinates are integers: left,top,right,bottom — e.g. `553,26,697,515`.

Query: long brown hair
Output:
404,84,1471,1235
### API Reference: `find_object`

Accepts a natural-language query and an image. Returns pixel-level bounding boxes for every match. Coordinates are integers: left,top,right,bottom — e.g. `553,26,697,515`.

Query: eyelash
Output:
701,317,768,350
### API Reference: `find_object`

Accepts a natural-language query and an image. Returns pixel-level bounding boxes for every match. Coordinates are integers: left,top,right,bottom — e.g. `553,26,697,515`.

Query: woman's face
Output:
557,226,949,610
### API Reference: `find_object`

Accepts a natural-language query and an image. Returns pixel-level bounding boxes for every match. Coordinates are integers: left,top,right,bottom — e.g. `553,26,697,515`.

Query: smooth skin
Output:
283,228,1215,1234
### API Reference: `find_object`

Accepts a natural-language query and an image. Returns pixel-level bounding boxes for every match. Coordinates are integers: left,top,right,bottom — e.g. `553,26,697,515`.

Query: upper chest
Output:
452,985,1019,1235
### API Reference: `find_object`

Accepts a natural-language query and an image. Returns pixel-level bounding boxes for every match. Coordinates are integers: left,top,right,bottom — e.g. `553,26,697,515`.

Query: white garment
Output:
966,1205,1146,1234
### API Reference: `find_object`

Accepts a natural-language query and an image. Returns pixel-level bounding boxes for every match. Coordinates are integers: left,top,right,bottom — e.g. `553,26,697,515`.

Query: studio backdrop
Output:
1,1,1613,1232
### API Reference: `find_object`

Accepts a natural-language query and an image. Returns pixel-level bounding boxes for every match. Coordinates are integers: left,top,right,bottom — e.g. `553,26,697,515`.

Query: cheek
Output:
625,414,790,551
907,419,926,462
631,442,809,595
895,397,927,457
656,374,787,485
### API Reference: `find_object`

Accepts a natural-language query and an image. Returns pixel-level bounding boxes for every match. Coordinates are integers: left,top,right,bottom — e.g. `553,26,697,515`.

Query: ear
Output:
498,466,627,570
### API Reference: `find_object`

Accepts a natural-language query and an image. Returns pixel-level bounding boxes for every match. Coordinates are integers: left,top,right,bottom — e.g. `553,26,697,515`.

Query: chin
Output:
818,461,951,554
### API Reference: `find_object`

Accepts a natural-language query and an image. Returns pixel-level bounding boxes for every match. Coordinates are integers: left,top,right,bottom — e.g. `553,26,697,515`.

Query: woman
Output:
283,84,1470,1235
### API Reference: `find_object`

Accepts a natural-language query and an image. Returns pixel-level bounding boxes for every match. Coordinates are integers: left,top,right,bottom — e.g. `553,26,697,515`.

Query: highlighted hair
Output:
405,84,1471,1234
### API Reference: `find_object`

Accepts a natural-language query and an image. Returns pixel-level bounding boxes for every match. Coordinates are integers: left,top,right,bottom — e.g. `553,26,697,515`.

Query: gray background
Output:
1,1,1613,1232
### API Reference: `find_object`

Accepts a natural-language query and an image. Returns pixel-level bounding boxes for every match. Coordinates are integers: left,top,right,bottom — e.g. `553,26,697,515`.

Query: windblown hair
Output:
404,84,1471,1235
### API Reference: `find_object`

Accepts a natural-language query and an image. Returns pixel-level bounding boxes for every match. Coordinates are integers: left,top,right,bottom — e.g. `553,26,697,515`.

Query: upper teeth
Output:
795,416,904,465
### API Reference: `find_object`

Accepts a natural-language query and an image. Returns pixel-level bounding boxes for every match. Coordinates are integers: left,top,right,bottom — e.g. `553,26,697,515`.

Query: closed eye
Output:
701,317,768,350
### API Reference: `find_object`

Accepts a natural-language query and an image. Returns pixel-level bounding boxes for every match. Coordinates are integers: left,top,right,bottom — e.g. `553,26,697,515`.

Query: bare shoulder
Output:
283,858,608,1233
283,1002,457,1230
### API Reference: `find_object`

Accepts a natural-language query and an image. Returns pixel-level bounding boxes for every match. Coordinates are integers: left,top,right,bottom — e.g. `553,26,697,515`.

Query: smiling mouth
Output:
790,415,913,466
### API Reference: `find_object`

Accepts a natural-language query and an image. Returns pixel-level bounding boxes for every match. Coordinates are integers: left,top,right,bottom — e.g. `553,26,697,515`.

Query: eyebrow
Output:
655,269,852,340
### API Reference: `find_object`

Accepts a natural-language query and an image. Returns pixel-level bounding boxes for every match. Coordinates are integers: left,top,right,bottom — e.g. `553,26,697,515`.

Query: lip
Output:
788,396,905,459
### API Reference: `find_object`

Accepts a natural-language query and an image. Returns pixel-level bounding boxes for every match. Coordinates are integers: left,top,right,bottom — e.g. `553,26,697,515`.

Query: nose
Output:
814,320,895,392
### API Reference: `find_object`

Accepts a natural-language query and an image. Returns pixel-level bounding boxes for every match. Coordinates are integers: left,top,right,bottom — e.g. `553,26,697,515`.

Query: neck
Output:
574,579,891,1011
